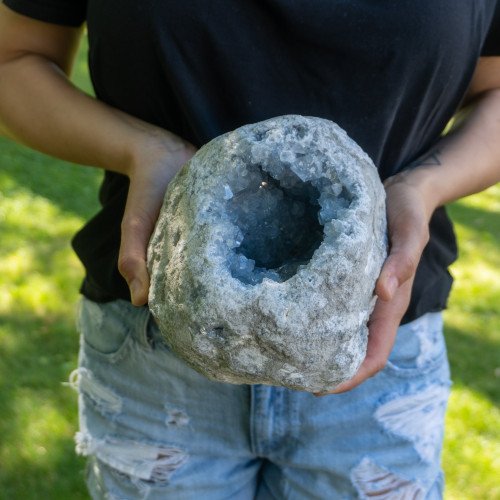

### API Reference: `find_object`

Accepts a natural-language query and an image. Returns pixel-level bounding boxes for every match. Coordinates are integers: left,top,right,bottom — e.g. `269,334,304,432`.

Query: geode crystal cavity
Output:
148,115,387,392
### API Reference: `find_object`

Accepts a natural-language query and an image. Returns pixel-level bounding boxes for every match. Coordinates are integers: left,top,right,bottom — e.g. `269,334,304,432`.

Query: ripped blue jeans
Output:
71,297,451,499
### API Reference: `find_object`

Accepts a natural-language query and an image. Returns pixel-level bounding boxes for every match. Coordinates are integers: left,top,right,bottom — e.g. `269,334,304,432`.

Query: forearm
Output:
392,89,500,219
0,52,172,175
0,10,196,306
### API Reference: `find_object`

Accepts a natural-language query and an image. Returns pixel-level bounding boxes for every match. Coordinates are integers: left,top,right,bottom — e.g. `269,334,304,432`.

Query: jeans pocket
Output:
78,298,133,362
384,313,447,378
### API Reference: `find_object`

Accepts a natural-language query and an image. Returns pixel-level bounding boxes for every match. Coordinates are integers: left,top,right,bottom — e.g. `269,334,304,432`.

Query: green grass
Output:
0,35,499,499
443,188,500,500
0,35,100,499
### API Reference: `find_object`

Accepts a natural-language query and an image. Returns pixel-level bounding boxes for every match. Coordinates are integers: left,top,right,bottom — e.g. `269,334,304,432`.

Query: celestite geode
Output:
147,115,387,392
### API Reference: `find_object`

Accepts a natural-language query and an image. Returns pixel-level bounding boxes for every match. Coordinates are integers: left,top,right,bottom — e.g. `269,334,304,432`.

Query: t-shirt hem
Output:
79,277,131,304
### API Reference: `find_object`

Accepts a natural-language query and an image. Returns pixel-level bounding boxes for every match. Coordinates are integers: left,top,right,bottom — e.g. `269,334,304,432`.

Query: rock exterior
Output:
148,115,387,392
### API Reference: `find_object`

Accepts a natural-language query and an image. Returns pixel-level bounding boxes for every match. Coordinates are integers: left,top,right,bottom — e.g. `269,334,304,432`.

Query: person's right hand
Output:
118,129,197,306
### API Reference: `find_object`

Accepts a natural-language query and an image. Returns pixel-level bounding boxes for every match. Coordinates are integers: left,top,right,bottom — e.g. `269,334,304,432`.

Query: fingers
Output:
118,209,155,306
117,139,197,306
376,201,429,301
376,243,421,301
329,318,397,393
316,279,413,396
118,172,168,306
315,173,436,396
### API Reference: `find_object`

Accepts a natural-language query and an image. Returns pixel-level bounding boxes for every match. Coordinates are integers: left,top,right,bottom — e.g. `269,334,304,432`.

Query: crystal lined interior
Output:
225,164,351,285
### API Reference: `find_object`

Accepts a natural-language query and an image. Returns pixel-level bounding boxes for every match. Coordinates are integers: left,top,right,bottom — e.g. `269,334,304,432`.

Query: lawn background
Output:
0,35,498,499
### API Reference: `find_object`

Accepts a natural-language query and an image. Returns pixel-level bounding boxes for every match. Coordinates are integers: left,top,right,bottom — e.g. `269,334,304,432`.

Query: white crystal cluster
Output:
148,115,387,392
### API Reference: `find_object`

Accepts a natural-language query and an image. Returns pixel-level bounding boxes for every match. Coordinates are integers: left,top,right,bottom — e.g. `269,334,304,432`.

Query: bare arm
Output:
0,4,193,172
380,61,500,302
324,59,500,394
0,5,196,305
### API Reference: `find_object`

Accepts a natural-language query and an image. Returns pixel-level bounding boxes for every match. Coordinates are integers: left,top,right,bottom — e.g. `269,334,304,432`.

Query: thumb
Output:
376,222,429,302
116,135,196,306
118,188,161,306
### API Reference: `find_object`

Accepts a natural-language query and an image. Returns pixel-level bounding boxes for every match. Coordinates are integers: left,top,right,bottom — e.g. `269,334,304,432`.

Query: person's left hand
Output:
316,167,436,395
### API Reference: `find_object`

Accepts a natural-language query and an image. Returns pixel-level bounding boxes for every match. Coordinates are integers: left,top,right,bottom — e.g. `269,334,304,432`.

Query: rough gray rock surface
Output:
148,115,387,392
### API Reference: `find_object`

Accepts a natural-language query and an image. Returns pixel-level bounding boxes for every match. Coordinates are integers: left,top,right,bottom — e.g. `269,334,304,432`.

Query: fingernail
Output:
386,276,399,299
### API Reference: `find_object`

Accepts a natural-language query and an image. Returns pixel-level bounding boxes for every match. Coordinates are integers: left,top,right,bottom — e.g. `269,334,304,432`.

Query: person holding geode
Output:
0,1,499,498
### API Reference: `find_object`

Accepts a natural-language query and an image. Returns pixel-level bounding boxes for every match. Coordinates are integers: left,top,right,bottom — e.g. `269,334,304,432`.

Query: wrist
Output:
384,166,442,222
123,123,193,181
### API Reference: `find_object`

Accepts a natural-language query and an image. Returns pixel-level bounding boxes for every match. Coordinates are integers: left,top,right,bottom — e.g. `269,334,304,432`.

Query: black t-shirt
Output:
4,0,500,323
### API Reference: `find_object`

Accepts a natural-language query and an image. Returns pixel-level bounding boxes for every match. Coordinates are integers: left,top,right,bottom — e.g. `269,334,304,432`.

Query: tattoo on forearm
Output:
408,149,441,169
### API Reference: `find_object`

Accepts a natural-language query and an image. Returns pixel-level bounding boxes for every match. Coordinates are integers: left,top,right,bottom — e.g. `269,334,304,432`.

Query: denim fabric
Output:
71,297,451,499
